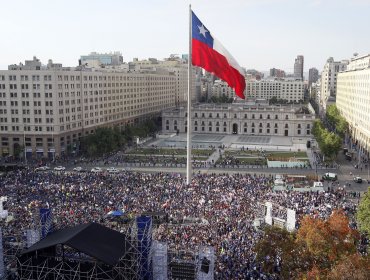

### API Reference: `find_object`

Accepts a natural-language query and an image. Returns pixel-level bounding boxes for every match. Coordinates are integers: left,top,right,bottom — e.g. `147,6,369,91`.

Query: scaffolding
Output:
152,241,168,280
16,215,154,280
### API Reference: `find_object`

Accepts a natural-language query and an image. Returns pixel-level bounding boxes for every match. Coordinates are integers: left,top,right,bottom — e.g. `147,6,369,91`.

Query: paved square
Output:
237,136,271,144
192,135,225,142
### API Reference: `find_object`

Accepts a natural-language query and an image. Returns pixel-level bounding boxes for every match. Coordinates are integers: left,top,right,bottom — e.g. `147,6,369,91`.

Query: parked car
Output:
322,172,337,181
35,166,50,172
107,167,119,174
91,167,103,173
73,166,86,172
345,152,352,161
353,176,363,183
53,166,66,171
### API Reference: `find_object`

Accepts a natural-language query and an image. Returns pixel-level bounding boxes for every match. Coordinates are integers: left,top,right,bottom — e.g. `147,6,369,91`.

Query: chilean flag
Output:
192,11,246,99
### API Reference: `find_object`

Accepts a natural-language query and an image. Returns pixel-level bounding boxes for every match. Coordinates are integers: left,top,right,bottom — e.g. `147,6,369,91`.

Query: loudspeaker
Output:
200,257,210,274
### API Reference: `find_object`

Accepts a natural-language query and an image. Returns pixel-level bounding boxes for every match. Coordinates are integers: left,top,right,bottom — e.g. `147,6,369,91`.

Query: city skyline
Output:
1,0,370,72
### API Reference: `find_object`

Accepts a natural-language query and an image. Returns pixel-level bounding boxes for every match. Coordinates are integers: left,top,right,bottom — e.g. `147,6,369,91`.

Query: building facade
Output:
294,55,304,80
162,103,314,137
245,79,305,102
0,57,178,158
319,57,348,114
269,68,286,78
129,56,191,106
336,54,370,155
308,68,319,87
80,51,124,66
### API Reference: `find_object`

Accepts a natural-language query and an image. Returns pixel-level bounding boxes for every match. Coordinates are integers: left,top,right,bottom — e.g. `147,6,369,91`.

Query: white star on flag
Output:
198,24,208,38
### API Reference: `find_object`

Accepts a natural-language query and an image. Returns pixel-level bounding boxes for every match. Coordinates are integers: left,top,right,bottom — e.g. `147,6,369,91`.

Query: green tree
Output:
312,120,342,159
357,187,370,237
326,104,348,137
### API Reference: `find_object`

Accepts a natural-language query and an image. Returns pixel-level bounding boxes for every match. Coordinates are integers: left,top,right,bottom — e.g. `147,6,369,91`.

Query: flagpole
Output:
186,4,192,185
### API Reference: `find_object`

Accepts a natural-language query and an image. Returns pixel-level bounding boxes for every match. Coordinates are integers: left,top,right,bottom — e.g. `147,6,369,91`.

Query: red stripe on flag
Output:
192,39,246,99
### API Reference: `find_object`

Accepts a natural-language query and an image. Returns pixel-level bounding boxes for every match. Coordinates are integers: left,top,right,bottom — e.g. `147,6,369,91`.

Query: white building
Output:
211,80,236,99
0,57,179,158
129,56,192,106
319,57,348,114
162,102,314,137
336,54,370,155
245,79,305,102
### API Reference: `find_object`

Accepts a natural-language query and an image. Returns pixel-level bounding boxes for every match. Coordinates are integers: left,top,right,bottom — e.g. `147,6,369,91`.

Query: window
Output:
234,114,237,118
223,127,226,132
285,124,288,128
275,115,278,120
224,113,227,118
298,130,301,135
244,114,247,119
267,129,270,133
285,115,289,120
260,114,263,119
267,114,270,119
259,129,262,133
252,114,255,119
275,129,278,134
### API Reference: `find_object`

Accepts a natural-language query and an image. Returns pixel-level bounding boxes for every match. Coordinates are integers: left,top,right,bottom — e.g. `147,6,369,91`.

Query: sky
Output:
1,0,370,73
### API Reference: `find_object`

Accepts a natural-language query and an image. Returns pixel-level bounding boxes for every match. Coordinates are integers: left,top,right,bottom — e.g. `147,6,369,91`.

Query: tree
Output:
328,254,370,280
326,104,348,137
312,120,342,159
255,226,313,279
255,210,361,279
357,187,370,237
296,210,359,272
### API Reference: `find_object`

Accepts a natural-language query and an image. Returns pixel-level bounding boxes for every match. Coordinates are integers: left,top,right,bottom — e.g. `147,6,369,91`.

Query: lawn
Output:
126,148,214,156
266,151,307,159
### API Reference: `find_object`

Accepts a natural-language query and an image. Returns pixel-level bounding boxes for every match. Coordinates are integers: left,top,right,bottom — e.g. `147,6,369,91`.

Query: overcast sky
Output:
1,0,369,72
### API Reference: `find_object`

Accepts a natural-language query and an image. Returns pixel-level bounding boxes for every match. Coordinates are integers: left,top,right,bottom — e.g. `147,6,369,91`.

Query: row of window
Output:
192,112,292,120
165,125,310,135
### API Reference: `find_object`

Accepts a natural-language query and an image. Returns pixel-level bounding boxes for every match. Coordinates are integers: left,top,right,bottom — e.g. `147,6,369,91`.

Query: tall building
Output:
308,68,319,87
245,79,305,102
269,68,286,78
80,51,124,67
336,53,370,156
294,55,304,80
129,56,191,106
319,57,348,114
0,57,179,158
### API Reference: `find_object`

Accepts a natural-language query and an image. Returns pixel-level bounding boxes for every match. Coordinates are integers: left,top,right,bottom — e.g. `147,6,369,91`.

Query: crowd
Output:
0,169,359,279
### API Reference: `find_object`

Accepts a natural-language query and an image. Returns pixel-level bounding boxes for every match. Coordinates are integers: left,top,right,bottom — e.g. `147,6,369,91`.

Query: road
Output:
51,162,369,193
